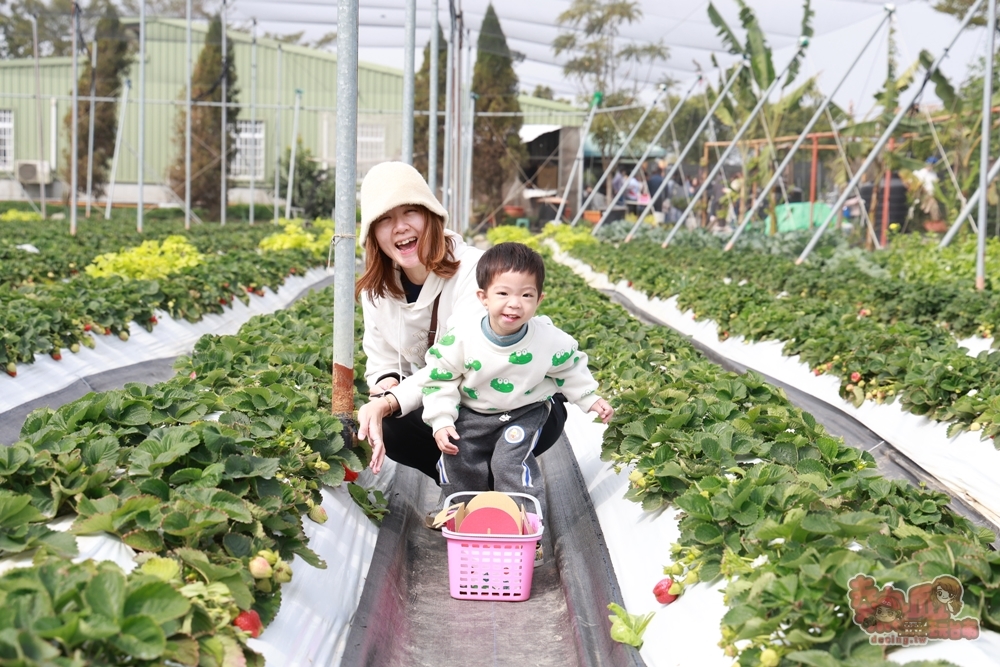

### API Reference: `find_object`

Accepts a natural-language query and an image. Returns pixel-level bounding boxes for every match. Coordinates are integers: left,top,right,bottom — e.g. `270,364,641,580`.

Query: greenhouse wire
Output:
725,11,891,251
823,104,881,249
976,0,997,291
796,0,987,265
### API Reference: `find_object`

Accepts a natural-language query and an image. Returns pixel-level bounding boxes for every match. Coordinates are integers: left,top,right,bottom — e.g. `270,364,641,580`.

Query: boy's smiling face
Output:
477,270,543,337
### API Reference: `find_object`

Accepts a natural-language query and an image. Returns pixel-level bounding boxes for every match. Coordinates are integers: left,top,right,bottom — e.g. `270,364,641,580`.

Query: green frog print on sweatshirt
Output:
464,358,482,371
552,349,572,366
463,386,479,400
427,346,443,359
490,378,515,394
509,350,533,365
430,368,453,381
439,332,456,346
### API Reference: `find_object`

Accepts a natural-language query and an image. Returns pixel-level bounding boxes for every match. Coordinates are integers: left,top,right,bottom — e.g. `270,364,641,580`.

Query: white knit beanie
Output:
358,162,448,244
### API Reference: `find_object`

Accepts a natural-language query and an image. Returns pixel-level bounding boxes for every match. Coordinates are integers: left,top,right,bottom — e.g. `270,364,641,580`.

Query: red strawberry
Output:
290,267,297,274
189,371,197,379
51,351,62,361
220,298,228,305
83,323,92,332
653,577,678,605
627,280,633,287
104,327,112,335
850,372,861,383
149,316,158,324
233,609,263,638
343,464,359,483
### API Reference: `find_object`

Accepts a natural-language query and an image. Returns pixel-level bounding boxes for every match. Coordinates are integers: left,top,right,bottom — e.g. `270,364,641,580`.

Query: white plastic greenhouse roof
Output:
230,0,993,119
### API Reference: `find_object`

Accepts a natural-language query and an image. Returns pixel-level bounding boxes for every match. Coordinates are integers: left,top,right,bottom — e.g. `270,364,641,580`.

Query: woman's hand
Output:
588,398,615,424
370,377,399,396
357,396,393,474
434,426,460,455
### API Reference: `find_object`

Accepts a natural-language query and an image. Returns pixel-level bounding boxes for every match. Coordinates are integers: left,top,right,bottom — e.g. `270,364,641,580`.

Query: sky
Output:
222,0,991,119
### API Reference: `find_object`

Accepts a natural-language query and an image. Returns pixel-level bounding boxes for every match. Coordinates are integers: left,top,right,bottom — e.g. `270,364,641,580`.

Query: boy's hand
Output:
434,426,460,455
589,398,614,424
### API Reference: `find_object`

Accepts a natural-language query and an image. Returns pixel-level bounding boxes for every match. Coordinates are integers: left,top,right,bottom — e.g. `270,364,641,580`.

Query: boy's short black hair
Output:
476,242,545,293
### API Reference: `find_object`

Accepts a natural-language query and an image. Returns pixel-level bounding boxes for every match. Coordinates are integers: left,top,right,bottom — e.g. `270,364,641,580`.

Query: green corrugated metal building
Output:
0,17,406,203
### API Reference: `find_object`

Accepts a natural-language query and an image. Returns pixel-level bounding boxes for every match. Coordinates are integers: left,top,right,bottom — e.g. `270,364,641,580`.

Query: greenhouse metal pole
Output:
284,90,302,219
273,45,282,224
569,86,669,227
105,80,129,219
554,92,601,224
185,0,192,230
250,20,257,225
593,78,700,235
71,3,79,236
977,0,996,291
796,0,986,265
462,36,475,234
725,12,891,251
29,15,46,219
663,54,799,248
137,0,145,233
442,14,454,212
624,62,746,242
428,0,439,193
402,0,416,164
939,157,1000,247
332,0,359,417
220,0,228,226
85,39,97,218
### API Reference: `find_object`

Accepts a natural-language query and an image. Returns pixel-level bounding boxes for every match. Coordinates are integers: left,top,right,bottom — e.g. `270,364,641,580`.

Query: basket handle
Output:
442,491,542,520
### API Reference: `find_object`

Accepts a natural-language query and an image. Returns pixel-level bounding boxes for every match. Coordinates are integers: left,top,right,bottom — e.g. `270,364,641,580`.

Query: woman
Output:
355,162,567,484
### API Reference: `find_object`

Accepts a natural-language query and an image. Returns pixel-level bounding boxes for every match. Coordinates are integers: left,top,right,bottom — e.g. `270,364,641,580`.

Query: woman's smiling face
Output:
372,204,428,282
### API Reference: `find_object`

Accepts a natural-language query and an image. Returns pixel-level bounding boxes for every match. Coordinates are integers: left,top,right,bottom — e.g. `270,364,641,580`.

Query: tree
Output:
531,85,554,100
61,1,132,200
279,141,336,220
0,0,74,58
168,13,239,220
552,0,668,192
414,22,446,188
472,3,524,216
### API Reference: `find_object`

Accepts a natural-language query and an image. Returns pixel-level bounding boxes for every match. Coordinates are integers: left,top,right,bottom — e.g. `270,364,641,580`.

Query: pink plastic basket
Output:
440,492,544,601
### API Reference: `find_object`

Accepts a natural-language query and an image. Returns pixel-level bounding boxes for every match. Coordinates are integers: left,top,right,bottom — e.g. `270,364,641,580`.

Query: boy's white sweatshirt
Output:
361,232,484,416
420,315,601,434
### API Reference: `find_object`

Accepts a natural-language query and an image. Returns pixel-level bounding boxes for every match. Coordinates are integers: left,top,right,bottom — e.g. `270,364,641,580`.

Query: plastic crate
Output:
440,492,544,601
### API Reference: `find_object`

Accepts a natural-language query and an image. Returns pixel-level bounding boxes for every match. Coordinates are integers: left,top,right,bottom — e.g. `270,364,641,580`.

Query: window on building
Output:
357,123,386,165
232,120,265,180
0,110,13,172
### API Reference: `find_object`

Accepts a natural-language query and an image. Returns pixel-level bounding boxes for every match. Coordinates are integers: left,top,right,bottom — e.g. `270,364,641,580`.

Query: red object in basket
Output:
458,507,521,535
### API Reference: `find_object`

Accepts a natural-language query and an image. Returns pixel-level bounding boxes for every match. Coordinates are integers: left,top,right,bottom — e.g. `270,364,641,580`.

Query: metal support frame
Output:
402,0,416,165
273,45,282,223
592,78,701,235
725,10,891,250
85,39,97,218
796,0,986,265
663,54,802,248
463,31,475,235
185,0,192,229
429,0,439,194
569,86,669,227
285,90,302,219
624,62,746,242
105,80,130,219
332,0,359,417
220,0,228,226
554,93,601,224
250,19,257,225
138,0,145,232
442,10,455,212
977,0,996,290
940,157,1000,247
71,2,79,235
29,15,46,220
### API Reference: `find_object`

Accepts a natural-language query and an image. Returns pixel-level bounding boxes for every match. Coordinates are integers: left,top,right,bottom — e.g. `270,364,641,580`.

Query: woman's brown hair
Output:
355,206,460,301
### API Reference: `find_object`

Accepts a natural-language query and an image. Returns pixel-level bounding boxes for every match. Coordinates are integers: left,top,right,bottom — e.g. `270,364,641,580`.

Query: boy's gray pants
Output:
437,400,551,518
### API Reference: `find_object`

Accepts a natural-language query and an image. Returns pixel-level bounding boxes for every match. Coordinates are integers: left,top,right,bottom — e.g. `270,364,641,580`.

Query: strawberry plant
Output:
537,256,1000,665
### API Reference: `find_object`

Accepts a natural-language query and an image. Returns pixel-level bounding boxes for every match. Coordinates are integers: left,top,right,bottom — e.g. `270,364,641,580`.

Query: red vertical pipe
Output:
809,135,819,227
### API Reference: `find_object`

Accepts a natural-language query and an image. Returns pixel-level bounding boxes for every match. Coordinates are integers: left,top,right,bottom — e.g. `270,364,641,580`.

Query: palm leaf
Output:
785,0,815,86
918,48,959,112
737,0,774,90
708,2,743,55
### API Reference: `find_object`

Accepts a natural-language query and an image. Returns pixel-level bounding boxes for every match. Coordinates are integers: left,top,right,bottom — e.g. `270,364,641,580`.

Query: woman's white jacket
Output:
361,231,484,416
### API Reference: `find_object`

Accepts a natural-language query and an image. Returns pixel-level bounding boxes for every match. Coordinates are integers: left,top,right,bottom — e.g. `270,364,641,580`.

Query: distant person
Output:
646,165,665,213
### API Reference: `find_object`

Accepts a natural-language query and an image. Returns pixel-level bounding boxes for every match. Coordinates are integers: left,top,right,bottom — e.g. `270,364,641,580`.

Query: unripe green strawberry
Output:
273,560,293,584
248,556,273,579
308,505,328,524
760,648,779,667
118,330,129,341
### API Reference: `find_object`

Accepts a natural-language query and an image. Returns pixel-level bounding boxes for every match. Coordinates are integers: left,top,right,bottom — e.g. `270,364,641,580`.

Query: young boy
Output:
420,242,614,517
